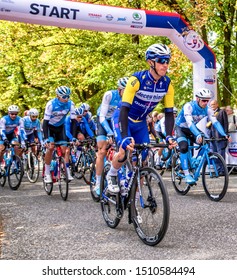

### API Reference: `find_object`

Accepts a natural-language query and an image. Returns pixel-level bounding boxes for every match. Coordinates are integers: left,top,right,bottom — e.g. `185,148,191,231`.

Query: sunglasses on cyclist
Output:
201,99,209,103
155,58,170,64
10,112,18,116
60,95,70,100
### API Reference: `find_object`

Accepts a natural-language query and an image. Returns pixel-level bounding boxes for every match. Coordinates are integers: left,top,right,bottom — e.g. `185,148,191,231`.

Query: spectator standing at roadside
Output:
226,105,237,132
208,100,228,160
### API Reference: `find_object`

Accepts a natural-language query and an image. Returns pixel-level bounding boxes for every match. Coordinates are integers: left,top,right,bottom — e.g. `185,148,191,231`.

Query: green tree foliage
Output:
0,0,236,117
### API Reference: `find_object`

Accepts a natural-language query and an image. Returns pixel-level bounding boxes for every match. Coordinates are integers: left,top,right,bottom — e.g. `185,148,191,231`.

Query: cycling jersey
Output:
44,98,76,126
122,70,174,121
176,100,227,137
97,90,121,122
65,115,94,140
23,116,43,143
0,115,26,142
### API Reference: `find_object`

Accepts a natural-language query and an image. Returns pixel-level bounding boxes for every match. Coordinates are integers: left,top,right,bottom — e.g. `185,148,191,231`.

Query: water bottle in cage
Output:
71,149,77,163
56,146,62,157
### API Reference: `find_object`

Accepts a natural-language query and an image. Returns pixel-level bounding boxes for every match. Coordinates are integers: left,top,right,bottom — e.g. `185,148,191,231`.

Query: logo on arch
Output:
132,12,142,21
183,30,204,51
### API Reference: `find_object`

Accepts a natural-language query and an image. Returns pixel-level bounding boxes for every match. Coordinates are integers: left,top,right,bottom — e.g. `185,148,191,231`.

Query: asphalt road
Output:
0,170,237,260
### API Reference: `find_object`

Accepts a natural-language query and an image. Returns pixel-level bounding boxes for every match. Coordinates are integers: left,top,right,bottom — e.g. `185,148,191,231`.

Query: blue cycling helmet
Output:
81,103,90,111
117,77,129,90
75,106,84,116
55,86,71,97
145,43,171,61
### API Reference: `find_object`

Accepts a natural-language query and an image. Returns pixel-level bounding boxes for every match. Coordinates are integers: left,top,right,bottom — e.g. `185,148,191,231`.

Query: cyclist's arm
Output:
65,116,73,140
0,118,7,140
42,119,49,139
98,91,113,135
19,117,27,141
82,117,94,138
35,120,43,143
120,76,140,138
208,108,227,137
164,83,175,138
183,102,201,137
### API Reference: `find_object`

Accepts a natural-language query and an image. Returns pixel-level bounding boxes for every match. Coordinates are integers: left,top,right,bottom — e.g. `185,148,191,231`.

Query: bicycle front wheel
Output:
202,152,228,201
58,157,69,201
0,166,6,187
89,160,100,202
131,167,170,246
171,152,190,195
8,155,24,190
42,162,53,195
100,164,122,228
26,152,40,183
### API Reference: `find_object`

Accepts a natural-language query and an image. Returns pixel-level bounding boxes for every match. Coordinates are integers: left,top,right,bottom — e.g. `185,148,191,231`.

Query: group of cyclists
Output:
0,42,231,193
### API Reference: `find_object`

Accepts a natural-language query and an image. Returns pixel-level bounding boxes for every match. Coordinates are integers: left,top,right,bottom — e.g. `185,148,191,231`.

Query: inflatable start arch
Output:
0,0,217,97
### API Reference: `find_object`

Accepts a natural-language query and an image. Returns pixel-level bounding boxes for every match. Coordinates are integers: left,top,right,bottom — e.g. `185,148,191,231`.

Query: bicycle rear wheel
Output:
131,167,170,246
202,152,228,201
8,155,24,190
42,162,53,195
58,157,69,201
26,152,40,183
82,152,93,185
171,152,190,195
100,164,123,228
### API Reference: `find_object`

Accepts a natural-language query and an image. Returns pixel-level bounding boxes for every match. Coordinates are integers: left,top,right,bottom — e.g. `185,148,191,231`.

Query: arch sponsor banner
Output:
226,131,237,165
0,0,217,97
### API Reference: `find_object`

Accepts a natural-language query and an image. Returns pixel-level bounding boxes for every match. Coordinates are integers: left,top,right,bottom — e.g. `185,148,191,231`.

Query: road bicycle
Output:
42,142,71,201
171,137,228,201
0,141,24,190
100,142,170,246
22,142,41,183
72,139,95,184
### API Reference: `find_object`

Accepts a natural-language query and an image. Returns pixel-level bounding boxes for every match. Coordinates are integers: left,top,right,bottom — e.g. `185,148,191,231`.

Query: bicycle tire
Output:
82,152,93,185
100,164,123,228
42,162,53,195
73,153,85,180
89,159,100,202
131,166,170,246
8,155,24,190
0,167,6,187
202,152,228,202
58,157,69,201
26,152,40,183
171,152,190,195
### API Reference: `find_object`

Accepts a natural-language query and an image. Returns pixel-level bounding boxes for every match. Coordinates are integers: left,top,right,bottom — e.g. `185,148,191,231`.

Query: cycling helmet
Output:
87,111,92,119
8,105,19,113
117,77,129,90
195,88,212,99
145,43,171,61
29,108,39,116
75,106,84,116
81,103,90,111
55,86,71,97
173,107,178,114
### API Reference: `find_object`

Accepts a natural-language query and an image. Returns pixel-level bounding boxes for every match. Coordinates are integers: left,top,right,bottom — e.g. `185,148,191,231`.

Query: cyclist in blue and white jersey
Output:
106,43,176,193
175,88,231,184
0,105,27,162
94,77,129,194
23,108,43,154
42,86,77,183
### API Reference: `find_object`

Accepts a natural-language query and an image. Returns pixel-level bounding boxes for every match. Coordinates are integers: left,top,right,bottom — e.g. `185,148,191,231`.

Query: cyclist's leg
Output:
44,135,55,183
176,127,196,184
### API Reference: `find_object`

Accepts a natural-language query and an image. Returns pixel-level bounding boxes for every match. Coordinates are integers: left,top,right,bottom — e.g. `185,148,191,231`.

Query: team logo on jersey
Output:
182,29,204,51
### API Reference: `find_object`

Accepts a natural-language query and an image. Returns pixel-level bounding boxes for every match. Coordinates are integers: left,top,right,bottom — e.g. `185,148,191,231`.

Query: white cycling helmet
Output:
56,86,71,97
117,77,129,90
8,105,19,113
145,43,171,61
195,88,212,99
75,106,84,116
29,108,39,116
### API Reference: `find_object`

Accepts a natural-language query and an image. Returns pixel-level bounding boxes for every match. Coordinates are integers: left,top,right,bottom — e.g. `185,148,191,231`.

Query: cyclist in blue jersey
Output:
65,106,94,142
0,105,27,162
106,43,176,193
42,86,77,183
175,88,231,184
23,108,43,154
93,77,129,194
